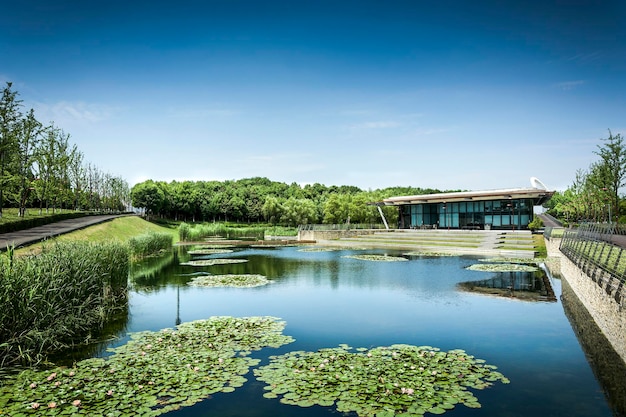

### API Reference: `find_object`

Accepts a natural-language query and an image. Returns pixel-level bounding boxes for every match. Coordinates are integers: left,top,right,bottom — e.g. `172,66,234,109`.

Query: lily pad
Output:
255,344,509,417
403,252,457,257
187,248,234,255
180,258,248,267
298,247,339,252
0,316,294,416
479,258,542,265
343,255,408,262
188,274,272,288
466,263,539,272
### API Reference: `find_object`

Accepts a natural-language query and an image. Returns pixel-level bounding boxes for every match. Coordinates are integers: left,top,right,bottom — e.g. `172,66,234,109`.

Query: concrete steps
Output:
319,229,537,258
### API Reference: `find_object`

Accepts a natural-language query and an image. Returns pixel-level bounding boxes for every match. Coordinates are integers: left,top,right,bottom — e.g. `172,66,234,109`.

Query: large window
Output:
400,199,533,230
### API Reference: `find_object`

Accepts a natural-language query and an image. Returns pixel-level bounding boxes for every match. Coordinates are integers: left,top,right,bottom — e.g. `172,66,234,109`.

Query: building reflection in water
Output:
458,269,557,302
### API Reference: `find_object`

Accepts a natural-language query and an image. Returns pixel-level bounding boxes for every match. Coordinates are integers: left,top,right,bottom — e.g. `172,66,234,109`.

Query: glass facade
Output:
399,198,534,230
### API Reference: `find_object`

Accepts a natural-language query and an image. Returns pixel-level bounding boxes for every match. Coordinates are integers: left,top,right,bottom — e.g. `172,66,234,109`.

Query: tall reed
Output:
128,231,173,259
0,241,129,366
178,222,267,241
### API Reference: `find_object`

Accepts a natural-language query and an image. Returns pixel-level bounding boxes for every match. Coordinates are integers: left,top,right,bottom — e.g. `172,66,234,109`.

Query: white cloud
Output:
168,107,240,118
553,80,585,91
350,121,400,129
34,101,118,124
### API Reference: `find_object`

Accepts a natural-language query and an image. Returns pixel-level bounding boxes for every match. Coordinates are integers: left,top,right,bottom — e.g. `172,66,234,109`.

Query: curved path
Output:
0,214,128,251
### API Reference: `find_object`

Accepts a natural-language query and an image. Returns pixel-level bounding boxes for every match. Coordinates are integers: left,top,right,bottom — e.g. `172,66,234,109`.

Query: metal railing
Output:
559,223,626,304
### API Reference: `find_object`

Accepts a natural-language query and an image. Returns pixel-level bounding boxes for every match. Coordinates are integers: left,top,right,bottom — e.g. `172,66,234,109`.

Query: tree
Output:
280,197,317,226
14,109,44,216
593,130,626,222
131,180,165,217
262,195,283,225
0,82,22,218
33,125,71,213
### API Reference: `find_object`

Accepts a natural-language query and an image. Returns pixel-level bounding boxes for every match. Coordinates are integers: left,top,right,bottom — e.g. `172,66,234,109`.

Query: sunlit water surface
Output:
110,246,617,417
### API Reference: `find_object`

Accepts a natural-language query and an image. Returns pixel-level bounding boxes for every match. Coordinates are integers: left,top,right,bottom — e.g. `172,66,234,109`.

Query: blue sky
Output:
1,0,625,192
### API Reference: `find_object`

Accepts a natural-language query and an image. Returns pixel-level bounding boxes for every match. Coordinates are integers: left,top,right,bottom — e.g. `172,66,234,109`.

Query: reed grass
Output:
178,222,267,241
128,231,173,259
0,241,129,366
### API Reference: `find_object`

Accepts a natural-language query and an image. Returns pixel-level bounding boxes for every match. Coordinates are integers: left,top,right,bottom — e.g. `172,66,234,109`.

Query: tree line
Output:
545,130,626,225
131,177,450,226
0,82,130,217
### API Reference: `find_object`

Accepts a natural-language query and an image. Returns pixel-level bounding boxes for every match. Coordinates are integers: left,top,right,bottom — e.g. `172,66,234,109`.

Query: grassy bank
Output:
16,216,178,256
2,217,178,365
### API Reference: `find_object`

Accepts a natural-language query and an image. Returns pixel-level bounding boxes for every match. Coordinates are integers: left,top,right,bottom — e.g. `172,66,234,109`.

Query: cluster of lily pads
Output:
343,254,408,262
0,317,509,417
188,274,272,288
187,248,234,255
180,258,248,267
403,251,457,257
0,316,294,416
479,257,542,265
466,263,539,272
255,343,510,417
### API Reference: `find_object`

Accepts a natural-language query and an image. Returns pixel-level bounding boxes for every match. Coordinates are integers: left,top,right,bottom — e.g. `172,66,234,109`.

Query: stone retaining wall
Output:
546,237,626,364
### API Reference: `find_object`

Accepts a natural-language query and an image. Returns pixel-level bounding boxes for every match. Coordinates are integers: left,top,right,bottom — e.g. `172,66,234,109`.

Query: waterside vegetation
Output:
0,241,129,366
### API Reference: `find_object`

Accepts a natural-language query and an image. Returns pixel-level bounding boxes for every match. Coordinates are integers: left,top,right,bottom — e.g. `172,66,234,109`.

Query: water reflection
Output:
26,246,624,417
457,269,557,302
560,271,626,417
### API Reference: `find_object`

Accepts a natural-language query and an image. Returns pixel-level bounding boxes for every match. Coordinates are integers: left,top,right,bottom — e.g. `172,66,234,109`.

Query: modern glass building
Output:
381,180,554,230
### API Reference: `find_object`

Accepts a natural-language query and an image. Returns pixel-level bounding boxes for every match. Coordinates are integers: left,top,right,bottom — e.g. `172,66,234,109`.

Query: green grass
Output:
16,216,178,256
0,207,68,224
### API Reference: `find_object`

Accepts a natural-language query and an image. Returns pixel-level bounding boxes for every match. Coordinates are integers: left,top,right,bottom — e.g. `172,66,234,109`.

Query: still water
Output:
116,246,620,417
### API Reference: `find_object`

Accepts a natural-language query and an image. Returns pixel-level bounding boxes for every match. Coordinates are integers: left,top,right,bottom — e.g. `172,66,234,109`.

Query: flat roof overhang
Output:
380,187,555,207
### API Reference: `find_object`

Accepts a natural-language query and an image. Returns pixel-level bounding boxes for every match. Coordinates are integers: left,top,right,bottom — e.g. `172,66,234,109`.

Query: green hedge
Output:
0,212,88,234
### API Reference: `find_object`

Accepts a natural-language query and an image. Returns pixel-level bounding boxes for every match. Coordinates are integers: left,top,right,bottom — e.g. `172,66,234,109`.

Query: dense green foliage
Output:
128,232,173,259
0,82,130,217
546,131,626,224
132,177,449,226
0,316,294,416
0,241,129,366
255,344,509,416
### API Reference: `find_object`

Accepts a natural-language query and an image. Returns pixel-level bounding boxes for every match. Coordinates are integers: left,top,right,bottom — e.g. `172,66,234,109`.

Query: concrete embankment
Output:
545,237,626,364
298,228,538,258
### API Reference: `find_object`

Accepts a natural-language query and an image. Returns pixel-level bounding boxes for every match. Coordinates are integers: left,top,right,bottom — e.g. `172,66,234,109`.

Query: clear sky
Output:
1,0,625,192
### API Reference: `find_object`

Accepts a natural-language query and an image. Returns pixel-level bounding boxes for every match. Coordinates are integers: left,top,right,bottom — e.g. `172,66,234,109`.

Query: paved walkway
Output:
0,214,126,251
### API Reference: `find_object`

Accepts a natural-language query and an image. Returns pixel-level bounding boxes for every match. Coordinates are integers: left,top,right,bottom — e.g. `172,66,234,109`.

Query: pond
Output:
9,245,625,416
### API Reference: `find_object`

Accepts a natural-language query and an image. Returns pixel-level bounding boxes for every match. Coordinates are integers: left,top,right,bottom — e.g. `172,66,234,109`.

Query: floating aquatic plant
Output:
187,248,234,255
188,274,271,288
0,316,294,416
343,254,408,262
466,263,539,272
479,258,542,265
403,252,457,257
255,344,509,417
299,247,367,252
299,247,339,252
180,258,248,267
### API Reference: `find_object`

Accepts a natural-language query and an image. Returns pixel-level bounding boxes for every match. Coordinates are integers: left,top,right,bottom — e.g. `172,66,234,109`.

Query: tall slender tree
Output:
593,130,626,222
15,109,44,216
0,82,22,218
